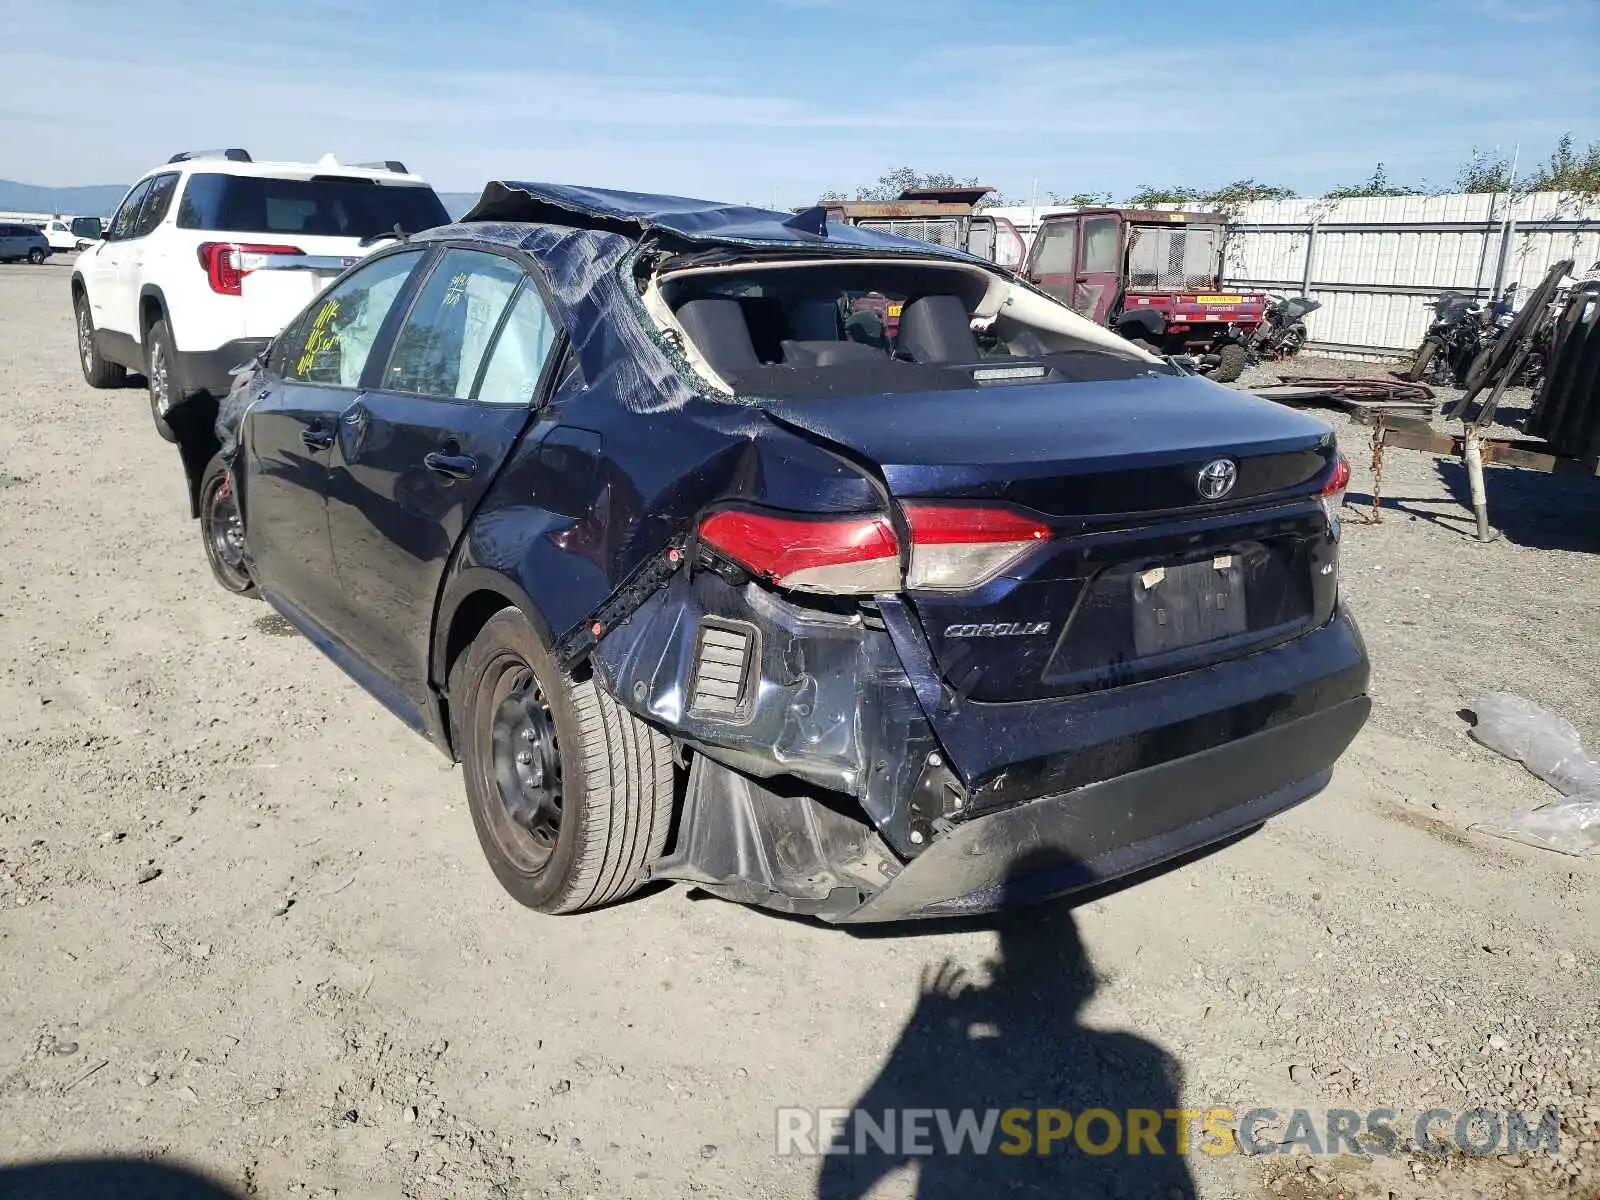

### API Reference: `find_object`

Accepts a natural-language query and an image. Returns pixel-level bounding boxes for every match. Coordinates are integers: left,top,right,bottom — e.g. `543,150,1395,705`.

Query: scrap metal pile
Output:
1361,260,1600,540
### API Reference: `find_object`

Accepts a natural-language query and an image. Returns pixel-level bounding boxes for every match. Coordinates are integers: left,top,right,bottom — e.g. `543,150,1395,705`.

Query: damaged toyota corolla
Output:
194,182,1370,923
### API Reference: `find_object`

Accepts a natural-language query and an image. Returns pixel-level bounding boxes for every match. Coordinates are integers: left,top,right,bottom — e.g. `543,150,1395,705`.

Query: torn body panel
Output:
590,541,1370,921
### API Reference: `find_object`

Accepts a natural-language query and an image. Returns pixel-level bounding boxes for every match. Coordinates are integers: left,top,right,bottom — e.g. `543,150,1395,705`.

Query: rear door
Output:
1024,217,1078,305
1074,214,1123,324
323,246,560,710
239,248,428,626
121,172,181,337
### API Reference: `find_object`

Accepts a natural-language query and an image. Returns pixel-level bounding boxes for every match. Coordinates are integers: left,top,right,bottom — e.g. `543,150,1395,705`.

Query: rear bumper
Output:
177,338,269,397
836,694,1367,922
597,572,1371,923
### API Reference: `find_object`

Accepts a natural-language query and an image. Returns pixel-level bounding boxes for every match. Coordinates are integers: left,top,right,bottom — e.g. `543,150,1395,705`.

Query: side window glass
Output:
280,250,423,387
1031,221,1078,275
1080,217,1120,274
475,285,559,404
134,174,182,238
107,180,153,242
382,249,523,398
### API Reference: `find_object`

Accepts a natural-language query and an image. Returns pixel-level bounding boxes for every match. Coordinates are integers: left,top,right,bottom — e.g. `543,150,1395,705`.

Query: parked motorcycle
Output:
1403,292,1490,386
1245,294,1321,363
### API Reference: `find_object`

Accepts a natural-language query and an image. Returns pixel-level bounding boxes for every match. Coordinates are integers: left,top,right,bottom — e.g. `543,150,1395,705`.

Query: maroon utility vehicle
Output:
1022,209,1264,382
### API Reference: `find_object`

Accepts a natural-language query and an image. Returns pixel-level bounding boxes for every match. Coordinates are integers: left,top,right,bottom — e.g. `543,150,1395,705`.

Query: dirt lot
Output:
1,259,1598,1200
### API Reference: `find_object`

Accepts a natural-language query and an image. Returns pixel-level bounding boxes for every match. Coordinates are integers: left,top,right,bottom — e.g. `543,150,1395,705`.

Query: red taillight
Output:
902,503,1052,592
198,242,303,295
698,510,900,595
697,504,1053,596
1321,454,1350,522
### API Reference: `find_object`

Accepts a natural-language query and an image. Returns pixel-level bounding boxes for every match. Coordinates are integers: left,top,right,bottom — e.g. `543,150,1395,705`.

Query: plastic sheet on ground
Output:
1468,692,1600,856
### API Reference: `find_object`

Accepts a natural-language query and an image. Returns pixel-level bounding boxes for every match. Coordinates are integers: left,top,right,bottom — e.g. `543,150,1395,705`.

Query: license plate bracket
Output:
1131,558,1247,655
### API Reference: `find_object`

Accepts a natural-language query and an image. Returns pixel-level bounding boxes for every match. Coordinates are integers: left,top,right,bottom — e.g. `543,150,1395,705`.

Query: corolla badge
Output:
944,622,1051,638
1196,458,1238,501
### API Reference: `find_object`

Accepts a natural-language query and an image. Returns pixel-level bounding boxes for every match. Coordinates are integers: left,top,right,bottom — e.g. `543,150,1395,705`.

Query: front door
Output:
1025,217,1078,305
239,248,428,626
90,179,151,337
324,246,561,712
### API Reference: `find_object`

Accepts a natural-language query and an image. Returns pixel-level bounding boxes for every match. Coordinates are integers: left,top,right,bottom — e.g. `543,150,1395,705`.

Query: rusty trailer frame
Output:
1355,412,1600,540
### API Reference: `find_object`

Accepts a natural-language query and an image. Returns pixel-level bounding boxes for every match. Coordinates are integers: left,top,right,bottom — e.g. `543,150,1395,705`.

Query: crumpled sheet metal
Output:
462,180,982,259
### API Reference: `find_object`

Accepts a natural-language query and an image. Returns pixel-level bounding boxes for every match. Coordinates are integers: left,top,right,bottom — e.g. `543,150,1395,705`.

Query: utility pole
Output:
1489,143,1522,301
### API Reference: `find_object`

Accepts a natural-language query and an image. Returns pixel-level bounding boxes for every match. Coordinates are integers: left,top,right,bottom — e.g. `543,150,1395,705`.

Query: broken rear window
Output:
654,258,1160,400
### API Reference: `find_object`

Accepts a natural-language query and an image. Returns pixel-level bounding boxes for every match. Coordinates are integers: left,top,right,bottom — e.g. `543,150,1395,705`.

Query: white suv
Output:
71,149,449,442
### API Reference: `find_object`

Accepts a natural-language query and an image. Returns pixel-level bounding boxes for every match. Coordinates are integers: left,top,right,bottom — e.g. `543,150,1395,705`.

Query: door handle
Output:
424,450,478,480
301,423,334,451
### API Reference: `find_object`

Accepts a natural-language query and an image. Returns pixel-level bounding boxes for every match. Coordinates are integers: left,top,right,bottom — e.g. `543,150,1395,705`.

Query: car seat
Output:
895,294,981,363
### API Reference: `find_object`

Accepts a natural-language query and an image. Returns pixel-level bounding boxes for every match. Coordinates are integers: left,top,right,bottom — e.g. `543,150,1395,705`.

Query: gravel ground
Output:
1,263,1597,1200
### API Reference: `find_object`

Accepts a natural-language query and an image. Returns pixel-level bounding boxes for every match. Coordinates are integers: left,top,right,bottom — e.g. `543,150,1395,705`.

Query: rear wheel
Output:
74,293,126,389
1210,342,1248,383
454,609,676,914
27,247,46,265
1403,338,1439,383
145,318,180,444
198,456,258,598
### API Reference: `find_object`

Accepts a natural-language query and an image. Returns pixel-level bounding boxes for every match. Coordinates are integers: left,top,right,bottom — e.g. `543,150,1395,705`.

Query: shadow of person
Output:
0,1156,247,1199
817,853,1197,1200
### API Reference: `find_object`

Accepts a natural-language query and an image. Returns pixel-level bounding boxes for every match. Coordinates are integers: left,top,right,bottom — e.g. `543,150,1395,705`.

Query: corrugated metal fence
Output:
989,193,1600,358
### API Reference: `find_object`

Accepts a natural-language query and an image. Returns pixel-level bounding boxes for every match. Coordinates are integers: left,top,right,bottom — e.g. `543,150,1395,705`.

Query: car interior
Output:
652,259,1163,399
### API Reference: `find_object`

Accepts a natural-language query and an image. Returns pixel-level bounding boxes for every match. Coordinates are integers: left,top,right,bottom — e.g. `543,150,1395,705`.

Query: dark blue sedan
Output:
179,182,1370,922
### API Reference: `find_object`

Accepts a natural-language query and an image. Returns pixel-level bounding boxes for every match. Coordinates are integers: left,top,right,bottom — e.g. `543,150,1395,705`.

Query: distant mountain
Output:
0,179,130,217
0,179,485,221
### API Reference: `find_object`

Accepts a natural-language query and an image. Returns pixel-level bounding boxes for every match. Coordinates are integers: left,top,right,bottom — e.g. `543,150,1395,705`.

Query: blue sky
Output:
2,0,1596,203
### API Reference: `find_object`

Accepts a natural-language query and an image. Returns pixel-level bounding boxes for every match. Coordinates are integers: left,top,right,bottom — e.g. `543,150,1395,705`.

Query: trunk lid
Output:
762,373,1341,703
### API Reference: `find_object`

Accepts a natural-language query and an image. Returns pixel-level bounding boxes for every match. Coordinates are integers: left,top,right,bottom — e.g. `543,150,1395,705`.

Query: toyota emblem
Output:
1196,458,1238,501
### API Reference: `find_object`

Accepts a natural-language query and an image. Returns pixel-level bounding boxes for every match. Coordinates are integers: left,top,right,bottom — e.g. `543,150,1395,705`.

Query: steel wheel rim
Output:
485,661,564,873
150,343,170,416
205,475,252,591
77,306,93,372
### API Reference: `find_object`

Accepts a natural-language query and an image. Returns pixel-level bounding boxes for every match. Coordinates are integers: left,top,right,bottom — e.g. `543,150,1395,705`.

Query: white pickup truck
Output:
30,216,103,252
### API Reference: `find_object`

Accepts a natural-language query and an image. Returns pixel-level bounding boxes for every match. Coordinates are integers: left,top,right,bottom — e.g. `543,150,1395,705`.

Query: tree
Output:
818,168,1024,210
1454,147,1514,194
822,168,981,203
1524,133,1600,196
1203,179,1297,206
1123,185,1200,207
1322,162,1422,199
1051,190,1112,207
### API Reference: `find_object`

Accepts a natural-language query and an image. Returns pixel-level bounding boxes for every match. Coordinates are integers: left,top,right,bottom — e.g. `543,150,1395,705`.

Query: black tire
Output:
1284,323,1309,357
1403,338,1438,383
27,247,46,265
145,318,180,444
74,292,126,389
1210,342,1248,383
198,456,259,598
453,609,676,914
